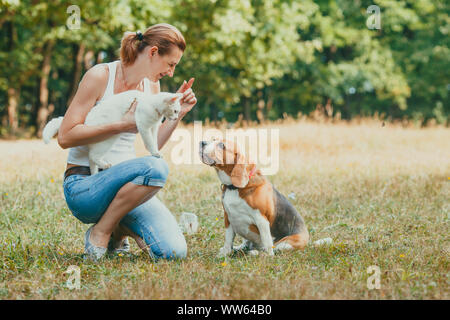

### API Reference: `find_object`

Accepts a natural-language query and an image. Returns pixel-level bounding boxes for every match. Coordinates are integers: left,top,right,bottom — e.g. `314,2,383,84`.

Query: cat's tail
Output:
43,116,64,144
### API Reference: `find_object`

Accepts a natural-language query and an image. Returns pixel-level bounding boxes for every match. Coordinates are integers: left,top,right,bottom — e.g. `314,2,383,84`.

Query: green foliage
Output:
0,0,448,131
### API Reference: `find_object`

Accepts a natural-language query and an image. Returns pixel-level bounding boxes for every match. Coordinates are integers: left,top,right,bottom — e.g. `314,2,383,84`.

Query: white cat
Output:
43,89,182,174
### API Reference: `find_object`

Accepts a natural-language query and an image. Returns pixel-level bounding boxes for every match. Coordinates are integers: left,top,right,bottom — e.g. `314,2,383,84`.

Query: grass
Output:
0,118,449,299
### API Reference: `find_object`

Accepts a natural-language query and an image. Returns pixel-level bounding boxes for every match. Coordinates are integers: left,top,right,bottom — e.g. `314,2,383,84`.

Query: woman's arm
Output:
158,117,182,150
57,65,134,149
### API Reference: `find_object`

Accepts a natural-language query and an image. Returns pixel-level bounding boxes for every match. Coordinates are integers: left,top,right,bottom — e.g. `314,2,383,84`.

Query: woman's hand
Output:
119,98,138,133
176,78,197,118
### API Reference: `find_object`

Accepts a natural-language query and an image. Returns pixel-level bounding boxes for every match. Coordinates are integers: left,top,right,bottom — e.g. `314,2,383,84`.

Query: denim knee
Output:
149,236,187,260
158,238,187,260
132,156,169,187
152,157,169,181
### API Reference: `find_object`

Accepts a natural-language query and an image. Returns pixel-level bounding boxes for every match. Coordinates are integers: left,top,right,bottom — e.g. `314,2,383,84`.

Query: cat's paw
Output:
99,163,112,169
96,161,112,170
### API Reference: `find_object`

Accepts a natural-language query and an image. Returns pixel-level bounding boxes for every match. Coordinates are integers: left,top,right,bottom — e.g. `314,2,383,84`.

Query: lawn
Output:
0,118,448,299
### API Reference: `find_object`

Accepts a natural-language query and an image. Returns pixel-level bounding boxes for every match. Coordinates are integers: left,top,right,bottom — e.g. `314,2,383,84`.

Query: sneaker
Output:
107,236,130,254
84,225,107,262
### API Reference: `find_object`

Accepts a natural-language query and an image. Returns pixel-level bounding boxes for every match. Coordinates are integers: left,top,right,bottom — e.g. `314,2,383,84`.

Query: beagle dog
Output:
199,139,309,256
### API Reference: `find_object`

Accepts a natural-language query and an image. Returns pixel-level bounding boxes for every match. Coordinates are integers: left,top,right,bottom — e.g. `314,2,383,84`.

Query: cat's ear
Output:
165,93,183,104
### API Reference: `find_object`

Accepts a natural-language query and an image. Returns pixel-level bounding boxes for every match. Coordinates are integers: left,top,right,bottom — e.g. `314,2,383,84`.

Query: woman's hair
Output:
120,23,186,66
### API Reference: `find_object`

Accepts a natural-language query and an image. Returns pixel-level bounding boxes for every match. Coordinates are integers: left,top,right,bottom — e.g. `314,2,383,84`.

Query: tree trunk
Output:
256,90,265,124
7,87,19,133
266,96,273,118
1,111,7,128
67,43,86,106
36,40,55,138
243,97,251,123
192,101,199,120
5,21,19,134
97,51,104,64
84,50,95,69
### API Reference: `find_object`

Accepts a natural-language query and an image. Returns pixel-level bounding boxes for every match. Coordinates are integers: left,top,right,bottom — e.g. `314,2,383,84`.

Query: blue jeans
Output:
62,156,187,260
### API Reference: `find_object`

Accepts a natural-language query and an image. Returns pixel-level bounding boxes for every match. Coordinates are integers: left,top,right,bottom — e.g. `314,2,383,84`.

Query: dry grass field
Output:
0,118,449,299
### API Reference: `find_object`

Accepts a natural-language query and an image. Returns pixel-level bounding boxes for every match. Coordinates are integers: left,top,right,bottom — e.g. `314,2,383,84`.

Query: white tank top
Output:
67,60,149,167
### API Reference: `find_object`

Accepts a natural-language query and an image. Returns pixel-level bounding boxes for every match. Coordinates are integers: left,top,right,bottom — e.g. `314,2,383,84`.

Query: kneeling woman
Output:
57,24,197,261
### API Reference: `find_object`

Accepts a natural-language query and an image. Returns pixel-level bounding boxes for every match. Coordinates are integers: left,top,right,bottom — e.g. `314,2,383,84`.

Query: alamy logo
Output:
366,5,381,30
367,265,381,290
66,5,81,30
65,265,80,290
170,122,280,175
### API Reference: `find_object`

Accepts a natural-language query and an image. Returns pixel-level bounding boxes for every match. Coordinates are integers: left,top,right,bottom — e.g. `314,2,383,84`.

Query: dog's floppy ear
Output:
231,152,248,188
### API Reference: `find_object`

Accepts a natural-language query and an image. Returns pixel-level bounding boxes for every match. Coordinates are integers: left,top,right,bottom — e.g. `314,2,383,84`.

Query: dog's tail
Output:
42,116,64,144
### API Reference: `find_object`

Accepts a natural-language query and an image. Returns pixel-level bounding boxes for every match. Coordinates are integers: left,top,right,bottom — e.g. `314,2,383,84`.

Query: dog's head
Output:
156,92,182,120
199,139,251,188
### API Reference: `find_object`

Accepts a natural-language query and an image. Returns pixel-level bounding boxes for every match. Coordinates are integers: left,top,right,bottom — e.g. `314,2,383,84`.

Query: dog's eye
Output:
217,142,225,149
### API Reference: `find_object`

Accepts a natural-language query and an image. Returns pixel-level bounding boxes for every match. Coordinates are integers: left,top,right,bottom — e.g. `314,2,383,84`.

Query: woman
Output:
57,23,197,261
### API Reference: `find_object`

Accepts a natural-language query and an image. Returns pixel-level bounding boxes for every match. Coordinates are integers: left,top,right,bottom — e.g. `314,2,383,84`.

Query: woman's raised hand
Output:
176,78,197,118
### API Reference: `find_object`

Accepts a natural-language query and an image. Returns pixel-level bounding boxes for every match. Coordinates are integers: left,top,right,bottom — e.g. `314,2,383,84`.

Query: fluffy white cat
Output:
43,90,182,174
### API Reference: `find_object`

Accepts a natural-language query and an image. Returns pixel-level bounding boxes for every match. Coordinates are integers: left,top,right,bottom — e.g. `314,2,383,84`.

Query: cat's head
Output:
157,92,183,121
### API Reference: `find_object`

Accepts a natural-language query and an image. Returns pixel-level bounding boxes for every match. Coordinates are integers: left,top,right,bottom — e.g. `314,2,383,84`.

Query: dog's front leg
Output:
217,226,235,258
255,217,274,255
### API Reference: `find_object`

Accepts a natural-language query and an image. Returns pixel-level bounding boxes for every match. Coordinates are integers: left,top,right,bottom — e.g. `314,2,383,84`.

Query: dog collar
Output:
223,184,238,190
223,166,257,190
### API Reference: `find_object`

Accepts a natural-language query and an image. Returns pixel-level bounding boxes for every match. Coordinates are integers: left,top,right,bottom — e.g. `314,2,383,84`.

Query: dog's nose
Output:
200,141,207,148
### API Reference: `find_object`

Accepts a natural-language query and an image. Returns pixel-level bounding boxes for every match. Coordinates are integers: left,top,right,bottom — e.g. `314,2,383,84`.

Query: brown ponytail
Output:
120,23,186,66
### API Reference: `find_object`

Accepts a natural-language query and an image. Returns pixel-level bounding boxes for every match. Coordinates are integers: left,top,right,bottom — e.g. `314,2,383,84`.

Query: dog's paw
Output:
261,247,274,256
152,152,162,158
217,246,232,258
233,242,249,252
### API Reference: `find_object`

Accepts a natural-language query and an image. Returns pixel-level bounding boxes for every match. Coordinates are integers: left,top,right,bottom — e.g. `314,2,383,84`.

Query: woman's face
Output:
144,45,183,82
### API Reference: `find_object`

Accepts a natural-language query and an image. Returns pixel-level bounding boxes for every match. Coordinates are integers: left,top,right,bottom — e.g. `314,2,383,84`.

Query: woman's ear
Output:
149,46,158,57
231,152,248,188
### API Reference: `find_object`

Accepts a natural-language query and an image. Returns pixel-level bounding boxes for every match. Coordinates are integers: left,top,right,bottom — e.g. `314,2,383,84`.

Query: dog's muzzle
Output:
199,142,216,166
